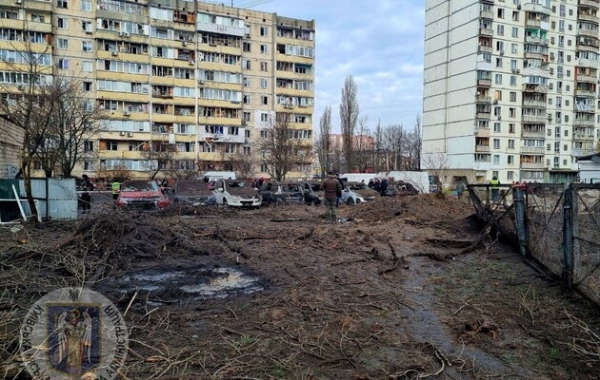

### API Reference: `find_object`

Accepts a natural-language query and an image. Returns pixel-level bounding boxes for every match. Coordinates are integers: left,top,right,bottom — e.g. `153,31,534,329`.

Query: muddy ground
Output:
1,194,600,379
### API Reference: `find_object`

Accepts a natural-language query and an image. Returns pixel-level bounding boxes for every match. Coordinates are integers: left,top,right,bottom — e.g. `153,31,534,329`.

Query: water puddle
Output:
117,266,264,302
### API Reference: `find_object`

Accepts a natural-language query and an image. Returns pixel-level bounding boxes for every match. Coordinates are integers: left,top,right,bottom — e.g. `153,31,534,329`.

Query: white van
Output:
340,173,378,185
201,171,236,182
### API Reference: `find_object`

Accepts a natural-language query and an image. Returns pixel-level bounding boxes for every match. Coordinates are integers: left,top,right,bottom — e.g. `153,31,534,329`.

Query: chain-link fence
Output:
468,183,600,306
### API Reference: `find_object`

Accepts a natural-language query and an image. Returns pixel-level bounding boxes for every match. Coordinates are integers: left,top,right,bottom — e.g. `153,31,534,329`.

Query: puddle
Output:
117,266,264,302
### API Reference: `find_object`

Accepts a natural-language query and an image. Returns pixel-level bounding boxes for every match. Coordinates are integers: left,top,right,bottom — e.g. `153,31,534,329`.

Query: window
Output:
260,44,268,54
57,18,68,29
510,76,517,86
84,161,94,171
261,95,268,105
243,42,250,52
260,78,268,88
564,129,569,137
260,113,269,122
58,0,68,9
83,81,92,91
58,58,69,69
508,139,515,149
509,123,515,133
82,21,92,32
243,112,251,122
81,0,92,11
84,140,94,152
82,41,92,52
260,26,269,37
493,139,500,149
497,8,504,18
507,171,514,181
82,61,93,72
508,155,514,164
496,58,502,68
58,38,68,49
493,155,500,165
497,25,504,36
108,141,118,151
512,11,519,21
243,146,251,155
511,43,518,54
495,74,502,84
509,92,516,102
260,61,268,72
494,122,501,132
243,94,251,104
242,59,251,70
511,27,518,38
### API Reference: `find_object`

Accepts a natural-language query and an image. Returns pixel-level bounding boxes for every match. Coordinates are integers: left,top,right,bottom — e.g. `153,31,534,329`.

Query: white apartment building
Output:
423,0,599,184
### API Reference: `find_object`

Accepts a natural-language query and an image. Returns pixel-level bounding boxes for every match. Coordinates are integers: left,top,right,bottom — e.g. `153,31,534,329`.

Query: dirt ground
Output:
1,194,600,379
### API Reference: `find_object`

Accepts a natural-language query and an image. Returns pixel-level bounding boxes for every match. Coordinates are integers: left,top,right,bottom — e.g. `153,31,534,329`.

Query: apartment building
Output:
423,0,599,184
0,0,315,178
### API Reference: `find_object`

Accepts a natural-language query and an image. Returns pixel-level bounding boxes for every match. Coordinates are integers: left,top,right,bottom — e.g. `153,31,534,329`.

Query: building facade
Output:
0,0,315,178
423,0,599,184
0,116,23,178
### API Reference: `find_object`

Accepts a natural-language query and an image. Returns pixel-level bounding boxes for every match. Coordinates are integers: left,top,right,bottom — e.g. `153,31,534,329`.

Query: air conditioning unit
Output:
124,111,131,116
499,50,504,56
493,99,498,104
85,30,93,34
188,60,195,66
497,116,502,121
111,51,118,56
517,4,521,10
197,79,204,85
123,32,130,37
241,120,247,126
119,131,126,136
284,104,293,109
245,33,251,38
549,83,554,89
15,0,22,4
547,114,552,120
182,41,187,46
550,52,555,60
117,31,124,36
476,91,481,96
127,132,133,137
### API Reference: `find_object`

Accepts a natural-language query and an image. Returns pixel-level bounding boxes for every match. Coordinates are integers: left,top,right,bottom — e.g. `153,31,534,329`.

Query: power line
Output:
235,0,275,9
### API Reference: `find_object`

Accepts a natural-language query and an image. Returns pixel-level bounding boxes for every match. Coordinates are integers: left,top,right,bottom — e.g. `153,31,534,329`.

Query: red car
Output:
116,180,171,210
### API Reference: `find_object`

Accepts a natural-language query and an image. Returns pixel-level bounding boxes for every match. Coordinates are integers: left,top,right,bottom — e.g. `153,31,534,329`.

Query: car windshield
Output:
227,181,246,188
122,181,159,192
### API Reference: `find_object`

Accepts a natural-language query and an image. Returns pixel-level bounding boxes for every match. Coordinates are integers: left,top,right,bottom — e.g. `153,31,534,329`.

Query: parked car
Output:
294,182,322,205
258,181,286,206
341,188,365,204
173,180,217,206
213,179,262,208
116,180,171,210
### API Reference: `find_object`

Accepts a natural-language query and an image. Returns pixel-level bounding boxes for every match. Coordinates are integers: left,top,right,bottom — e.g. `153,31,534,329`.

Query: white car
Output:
213,179,262,208
341,188,365,205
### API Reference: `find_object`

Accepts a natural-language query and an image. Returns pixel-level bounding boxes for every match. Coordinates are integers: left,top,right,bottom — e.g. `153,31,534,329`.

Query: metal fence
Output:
468,183,600,306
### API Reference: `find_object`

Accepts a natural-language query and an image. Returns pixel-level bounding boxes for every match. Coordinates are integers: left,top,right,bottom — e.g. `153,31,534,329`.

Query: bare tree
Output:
141,140,177,179
259,113,302,181
421,150,449,191
228,149,256,179
354,115,372,173
340,76,359,172
373,120,385,172
315,105,332,177
382,124,404,170
411,115,423,171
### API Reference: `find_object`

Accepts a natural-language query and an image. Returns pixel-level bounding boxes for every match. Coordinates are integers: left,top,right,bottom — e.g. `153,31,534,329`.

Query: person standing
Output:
81,175,94,214
456,180,466,200
322,171,342,223
111,180,121,206
379,177,389,197
490,176,500,203
335,174,345,207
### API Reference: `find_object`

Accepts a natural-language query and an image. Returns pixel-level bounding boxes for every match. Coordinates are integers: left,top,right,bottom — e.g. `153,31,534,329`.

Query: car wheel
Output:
347,198,355,205
222,199,228,207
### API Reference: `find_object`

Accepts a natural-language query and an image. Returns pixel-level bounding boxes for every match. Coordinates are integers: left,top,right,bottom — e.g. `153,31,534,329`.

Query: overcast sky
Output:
240,0,425,133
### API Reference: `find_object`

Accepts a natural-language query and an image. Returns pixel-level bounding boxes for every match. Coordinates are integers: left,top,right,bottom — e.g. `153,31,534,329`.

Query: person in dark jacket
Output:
335,174,345,207
322,171,342,223
379,178,388,197
81,174,94,214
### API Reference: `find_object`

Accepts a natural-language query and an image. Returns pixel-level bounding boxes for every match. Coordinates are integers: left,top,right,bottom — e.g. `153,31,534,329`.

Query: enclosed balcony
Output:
523,0,552,15
580,0,600,10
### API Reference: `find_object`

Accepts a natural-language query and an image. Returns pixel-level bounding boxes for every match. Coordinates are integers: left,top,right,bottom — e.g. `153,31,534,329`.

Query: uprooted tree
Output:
141,139,177,179
258,113,304,182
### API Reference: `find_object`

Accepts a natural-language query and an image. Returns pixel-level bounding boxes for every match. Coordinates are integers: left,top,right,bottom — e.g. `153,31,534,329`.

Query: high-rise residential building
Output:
422,0,598,184
0,0,315,178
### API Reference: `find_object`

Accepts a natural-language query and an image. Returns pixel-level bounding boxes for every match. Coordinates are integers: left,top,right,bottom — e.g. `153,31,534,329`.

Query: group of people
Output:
79,175,123,213
368,177,389,197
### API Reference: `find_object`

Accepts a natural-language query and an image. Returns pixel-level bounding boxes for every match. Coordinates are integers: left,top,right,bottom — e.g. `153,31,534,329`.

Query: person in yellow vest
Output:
490,176,500,203
111,180,121,206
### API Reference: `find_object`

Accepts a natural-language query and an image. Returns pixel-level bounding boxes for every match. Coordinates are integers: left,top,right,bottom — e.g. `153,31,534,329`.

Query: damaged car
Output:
173,180,217,206
116,180,171,210
213,179,262,208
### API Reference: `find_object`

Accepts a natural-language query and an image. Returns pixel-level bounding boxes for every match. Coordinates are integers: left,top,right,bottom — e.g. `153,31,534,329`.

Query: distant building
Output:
328,134,375,151
577,153,600,183
0,117,23,179
0,1,315,179
423,0,597,184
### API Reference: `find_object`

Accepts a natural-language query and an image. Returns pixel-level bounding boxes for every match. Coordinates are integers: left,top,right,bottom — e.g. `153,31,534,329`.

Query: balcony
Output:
521,146,546,154
522,130,545,138
522,84,549,93
480,10,494,19
573,134,596,141
476,111,491,120
522,99,546,108
577,73,598,83
578,13,599,23
525,36,548,46
475,127,490,138
521,161,545,169
476,145,491,153
524,51,549,60
573,119,595,126
578,28,598,38
522,115,547,123
574,104,596,113
525,19,541,29
580,0,600,10
198,130,246,144
478,45,493,54
577,57,599,68
479,28,493,37
196,22,245,37
477,79,492,87
523,2,552,15
476,95,491,104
